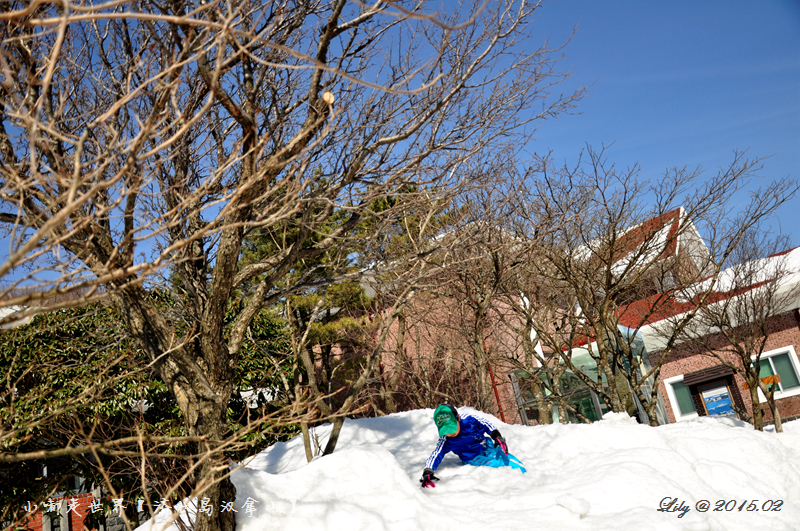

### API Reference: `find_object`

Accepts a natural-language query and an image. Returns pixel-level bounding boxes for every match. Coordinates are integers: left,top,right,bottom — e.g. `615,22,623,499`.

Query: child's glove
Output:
491,429,508,455
420,468,439,488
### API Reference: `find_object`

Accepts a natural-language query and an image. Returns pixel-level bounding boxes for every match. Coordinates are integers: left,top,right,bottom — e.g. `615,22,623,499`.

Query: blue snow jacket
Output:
424,413,497,471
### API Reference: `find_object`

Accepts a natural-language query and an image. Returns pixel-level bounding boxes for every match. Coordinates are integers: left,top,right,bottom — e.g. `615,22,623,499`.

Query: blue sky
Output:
524,0,800,244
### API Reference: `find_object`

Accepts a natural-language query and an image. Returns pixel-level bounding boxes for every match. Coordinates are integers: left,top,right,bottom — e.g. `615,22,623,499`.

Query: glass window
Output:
752,351,800,393
772,353,800,390
755,358,774,379
671,379,696,416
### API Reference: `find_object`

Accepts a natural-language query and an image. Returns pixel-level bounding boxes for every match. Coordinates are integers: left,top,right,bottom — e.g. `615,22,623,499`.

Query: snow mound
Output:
600,411,639,423
142,408,800,531
556,494,591,518
235,445,436,531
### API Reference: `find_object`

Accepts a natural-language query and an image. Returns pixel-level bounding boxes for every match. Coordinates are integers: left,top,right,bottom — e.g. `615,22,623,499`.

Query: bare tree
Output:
0,1,582,528
368,176,527,416
497,148,797,425
498,263,591,424
672,232,800,431
426,224,516,412
287,273,418,458
379,295,488,412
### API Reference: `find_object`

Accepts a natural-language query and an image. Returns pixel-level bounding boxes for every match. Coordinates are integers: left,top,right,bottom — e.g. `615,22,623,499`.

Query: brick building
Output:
656,308,800,424
589,231,800,426
415,209,800,427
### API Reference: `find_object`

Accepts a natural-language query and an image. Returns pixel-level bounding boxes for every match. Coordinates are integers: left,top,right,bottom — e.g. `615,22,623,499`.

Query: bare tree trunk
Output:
105,283,240,530
475,345,491,411
468,328,492,411
747,381,764,431
383,313,406,414
322,417,346,456
763,384,784,433
557,402,568,424
300,422,314,463
531,380,552,425
191,402,236,531
771,404,784,433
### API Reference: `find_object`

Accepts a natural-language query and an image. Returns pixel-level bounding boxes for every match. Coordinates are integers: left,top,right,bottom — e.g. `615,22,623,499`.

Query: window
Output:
751,346,800,402
664,375,698,421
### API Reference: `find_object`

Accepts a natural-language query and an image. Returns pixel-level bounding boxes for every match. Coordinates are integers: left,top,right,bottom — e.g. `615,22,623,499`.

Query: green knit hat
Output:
433,404,459,437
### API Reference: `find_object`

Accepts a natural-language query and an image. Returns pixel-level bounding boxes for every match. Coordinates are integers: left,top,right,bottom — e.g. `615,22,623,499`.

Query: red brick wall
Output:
17,508,42,531
18,492,97,531
379,295,529,423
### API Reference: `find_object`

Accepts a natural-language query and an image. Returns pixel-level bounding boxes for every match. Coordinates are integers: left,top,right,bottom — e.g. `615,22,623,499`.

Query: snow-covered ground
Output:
142,408,800,531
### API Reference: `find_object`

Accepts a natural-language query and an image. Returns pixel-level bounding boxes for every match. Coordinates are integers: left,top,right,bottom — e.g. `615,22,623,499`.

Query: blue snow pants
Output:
465,439,526,473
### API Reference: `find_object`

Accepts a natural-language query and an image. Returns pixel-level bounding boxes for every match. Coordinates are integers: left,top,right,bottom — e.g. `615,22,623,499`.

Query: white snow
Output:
0,305,32,329
679,246,800,303
138,408,800,531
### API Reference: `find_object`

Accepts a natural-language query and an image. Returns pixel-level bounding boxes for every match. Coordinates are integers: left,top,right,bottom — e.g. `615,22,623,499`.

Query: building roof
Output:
574,207,713,281
619,246,800,328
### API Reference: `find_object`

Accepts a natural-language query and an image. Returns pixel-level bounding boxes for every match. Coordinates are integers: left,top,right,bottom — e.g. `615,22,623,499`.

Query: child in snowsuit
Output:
420,404,525,488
